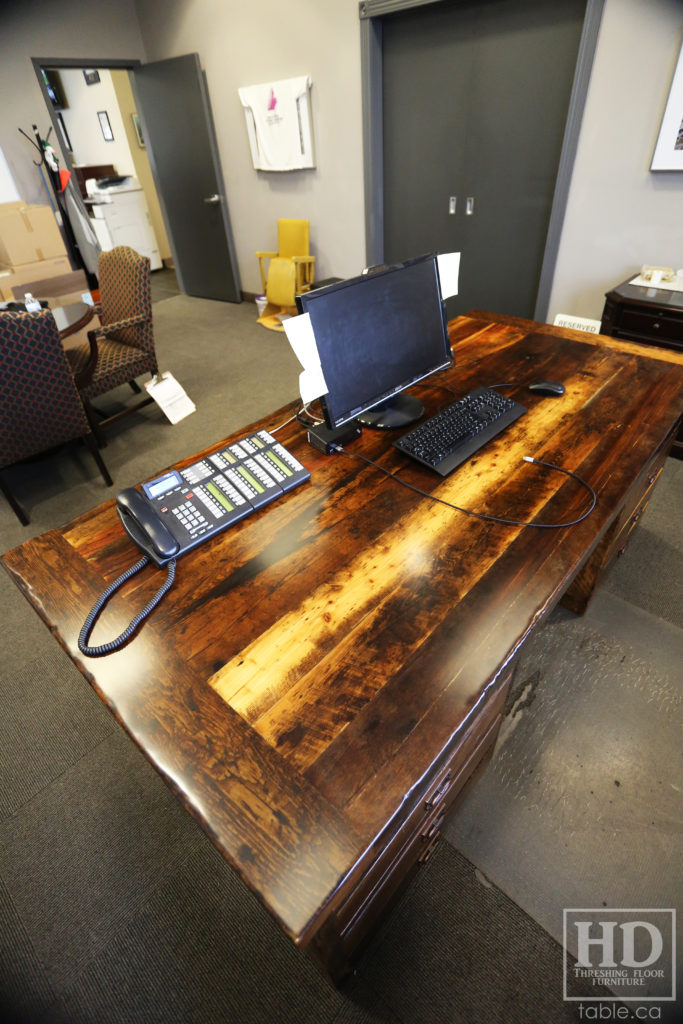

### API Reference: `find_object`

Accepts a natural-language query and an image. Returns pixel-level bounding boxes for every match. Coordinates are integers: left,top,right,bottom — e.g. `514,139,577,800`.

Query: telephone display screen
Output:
143,470,183,500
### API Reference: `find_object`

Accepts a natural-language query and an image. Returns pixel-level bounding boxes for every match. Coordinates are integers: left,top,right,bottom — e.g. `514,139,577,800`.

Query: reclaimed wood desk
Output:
3,313,683,980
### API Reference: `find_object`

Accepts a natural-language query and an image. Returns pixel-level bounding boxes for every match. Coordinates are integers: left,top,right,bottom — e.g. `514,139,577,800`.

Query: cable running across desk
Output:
331,446,596,529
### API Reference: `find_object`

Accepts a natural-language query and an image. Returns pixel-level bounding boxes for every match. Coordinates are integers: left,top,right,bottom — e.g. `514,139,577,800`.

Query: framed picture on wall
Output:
98,110,114,142
132,113,145,148
83,69,100,86
651,40,683,171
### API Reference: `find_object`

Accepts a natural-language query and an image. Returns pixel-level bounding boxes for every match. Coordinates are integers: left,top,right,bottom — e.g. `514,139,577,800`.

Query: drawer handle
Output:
652,322,660,329
423,809,447,840
419,835,441,864
425,772,451,809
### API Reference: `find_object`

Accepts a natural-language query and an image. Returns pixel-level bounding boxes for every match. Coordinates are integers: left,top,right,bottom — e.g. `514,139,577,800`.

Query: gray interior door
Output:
382,0,585,320
133,54,241,302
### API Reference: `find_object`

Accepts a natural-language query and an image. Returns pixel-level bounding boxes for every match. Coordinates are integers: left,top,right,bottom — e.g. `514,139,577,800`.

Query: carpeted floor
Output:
1,282,680,1022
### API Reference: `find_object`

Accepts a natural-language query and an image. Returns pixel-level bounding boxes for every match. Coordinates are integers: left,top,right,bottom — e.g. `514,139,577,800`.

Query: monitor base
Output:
357,393,424,430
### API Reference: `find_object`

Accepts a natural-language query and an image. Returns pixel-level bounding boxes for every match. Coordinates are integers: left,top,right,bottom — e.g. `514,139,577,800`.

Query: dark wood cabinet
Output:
601,277,683,458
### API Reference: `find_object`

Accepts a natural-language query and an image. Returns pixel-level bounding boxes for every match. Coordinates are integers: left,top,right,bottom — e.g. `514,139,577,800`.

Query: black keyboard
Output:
393,386,526,476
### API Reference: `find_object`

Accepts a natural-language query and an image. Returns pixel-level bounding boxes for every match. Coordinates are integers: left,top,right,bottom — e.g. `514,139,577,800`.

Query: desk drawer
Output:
331,667,513,937
562,428,673,614
602,457,666,568
337,710,502,954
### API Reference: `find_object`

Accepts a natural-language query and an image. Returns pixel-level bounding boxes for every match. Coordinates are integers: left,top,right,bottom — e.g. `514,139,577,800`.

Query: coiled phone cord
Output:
78,556,177,657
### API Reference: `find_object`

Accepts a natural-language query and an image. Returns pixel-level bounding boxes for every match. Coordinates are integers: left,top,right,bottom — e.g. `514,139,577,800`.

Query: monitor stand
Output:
356,393,424,430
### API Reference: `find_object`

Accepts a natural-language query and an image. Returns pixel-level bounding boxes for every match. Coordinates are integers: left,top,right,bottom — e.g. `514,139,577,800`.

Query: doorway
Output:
32,54,241,303
38,63,169,274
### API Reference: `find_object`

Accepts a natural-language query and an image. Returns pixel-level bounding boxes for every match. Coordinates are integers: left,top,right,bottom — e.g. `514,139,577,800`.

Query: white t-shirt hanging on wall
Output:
238,75,315,171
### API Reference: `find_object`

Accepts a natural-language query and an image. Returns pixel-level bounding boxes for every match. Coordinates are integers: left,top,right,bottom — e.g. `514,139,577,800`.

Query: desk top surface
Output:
4,313,683,945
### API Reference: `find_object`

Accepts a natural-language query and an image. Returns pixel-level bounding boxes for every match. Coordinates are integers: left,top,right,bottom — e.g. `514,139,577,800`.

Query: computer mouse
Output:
528,380,565,397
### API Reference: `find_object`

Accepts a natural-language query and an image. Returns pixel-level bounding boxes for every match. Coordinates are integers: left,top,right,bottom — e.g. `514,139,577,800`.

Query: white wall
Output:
0,148,21,203
548,0,683,320
58,67,136,175
133,0,366,293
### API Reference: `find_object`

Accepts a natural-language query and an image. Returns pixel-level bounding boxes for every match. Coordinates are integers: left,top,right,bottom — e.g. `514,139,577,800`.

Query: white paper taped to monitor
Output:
437,252,460,299
283,313,328,404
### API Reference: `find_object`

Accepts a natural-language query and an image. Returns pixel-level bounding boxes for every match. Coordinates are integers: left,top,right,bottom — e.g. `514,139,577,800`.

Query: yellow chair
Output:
255,220,315,329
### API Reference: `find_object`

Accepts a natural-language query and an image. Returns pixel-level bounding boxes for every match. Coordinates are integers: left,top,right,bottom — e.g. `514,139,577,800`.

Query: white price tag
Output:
144,372,196,424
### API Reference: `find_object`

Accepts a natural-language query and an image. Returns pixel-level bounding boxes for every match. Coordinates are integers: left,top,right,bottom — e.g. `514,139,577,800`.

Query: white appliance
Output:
87,177,162,270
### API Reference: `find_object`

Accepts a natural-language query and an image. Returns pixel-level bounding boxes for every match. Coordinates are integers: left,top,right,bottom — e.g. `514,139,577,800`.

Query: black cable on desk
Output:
330,447,596,529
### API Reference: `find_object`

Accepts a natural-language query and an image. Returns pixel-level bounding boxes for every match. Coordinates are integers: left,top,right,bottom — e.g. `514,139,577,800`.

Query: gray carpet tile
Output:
602,456,683,628
0,728,206,994
0,873,55,1024
32,837,395,1024
443,587,682,960
0,571,114,819
15,825,604,1024
344,841,608,1024
0,648,113,819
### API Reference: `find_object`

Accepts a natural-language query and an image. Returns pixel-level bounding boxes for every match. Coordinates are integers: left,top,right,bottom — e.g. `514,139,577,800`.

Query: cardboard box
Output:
0,256,72,300
0,203,67,266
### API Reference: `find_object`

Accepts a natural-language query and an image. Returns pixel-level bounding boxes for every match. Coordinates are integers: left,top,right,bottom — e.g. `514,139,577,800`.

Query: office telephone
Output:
79,430,310,655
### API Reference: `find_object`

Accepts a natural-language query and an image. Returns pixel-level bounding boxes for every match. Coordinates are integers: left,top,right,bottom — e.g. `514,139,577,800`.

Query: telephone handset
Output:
78,430,310,657
116,487,180,566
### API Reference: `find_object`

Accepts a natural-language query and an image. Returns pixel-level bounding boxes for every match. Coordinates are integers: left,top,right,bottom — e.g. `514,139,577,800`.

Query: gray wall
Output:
0,0,146,203
548,0,683,320
131,0,366,294
1,0,681,313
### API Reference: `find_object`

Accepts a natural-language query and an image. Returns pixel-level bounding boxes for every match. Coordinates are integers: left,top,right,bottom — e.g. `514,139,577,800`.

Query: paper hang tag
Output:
144,372,196,424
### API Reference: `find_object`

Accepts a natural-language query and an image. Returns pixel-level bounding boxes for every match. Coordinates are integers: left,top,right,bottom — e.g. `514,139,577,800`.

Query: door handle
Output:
204,194,221,205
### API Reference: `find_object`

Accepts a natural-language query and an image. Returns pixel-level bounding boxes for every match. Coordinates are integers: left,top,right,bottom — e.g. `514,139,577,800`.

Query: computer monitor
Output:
297,253,452,430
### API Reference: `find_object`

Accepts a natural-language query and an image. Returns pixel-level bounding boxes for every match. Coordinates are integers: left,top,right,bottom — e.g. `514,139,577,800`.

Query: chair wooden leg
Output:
0,469,29,525
129,379,142,394
83,433,113,487
83,397,107,448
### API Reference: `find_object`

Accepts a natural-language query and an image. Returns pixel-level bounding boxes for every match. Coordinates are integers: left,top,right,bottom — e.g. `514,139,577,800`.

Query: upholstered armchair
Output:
0,310,112,525
65,246,158,445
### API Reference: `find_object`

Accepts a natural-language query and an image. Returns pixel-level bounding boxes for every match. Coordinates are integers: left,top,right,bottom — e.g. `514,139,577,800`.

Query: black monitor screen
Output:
298,254,452,429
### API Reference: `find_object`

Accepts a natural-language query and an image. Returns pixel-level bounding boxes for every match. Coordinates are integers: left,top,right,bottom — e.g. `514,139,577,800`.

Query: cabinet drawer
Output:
617,308,683,346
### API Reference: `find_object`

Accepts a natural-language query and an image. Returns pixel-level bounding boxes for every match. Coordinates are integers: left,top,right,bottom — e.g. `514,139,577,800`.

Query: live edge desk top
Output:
4,313,683,975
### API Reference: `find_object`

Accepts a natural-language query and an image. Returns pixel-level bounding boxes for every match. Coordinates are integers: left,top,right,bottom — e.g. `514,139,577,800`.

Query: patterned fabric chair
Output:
66,246,158,445
0,310,113,525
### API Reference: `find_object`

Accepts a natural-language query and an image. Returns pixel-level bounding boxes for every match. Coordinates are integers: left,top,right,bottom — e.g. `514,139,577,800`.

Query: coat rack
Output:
18,123,98,289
